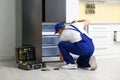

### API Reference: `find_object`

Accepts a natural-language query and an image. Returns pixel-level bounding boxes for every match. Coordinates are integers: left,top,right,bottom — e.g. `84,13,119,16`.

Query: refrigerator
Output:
22,0,79,62
22,0,62,62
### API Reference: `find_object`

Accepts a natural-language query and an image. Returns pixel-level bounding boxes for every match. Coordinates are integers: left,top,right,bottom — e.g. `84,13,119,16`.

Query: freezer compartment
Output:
42,35,59,45
42,46,59,57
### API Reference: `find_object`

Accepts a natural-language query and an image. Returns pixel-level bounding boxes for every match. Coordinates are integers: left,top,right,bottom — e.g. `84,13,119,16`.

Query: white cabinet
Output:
89,24,120,56
65,0,79,22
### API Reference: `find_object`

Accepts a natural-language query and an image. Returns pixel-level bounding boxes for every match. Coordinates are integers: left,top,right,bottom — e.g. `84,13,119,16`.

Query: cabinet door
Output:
89,24,120,56
89,25,113,32
89,29,114,56
90,32,112,55
89,32,113,42
22,0,42,60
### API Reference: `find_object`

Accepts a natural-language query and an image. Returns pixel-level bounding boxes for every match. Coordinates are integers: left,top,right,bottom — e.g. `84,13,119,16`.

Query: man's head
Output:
55,22,65,34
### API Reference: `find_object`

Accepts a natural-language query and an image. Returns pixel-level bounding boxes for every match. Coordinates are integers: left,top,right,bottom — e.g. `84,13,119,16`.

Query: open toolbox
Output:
16,46,46,70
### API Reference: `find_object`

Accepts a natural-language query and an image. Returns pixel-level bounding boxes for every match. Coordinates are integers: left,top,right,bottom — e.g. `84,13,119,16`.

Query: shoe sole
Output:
89,56,97,71
61,65,77,70
61,66,77,69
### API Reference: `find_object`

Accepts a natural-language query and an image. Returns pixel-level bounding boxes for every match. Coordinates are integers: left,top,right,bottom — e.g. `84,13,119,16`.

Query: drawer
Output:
109,43,120,54
42,46,59,57
94,47,109,56
89,25,113,32
113,25,120,31
42,35,59,45
89,32,113,42
94,43,110,48
93,46,112,55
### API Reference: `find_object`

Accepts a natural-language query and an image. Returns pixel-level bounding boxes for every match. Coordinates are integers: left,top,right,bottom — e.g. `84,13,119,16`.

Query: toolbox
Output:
16,46,46,70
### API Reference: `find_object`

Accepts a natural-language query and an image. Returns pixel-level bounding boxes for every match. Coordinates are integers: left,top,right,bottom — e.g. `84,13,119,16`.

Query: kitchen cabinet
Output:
89,23,120,56
43,0,79,22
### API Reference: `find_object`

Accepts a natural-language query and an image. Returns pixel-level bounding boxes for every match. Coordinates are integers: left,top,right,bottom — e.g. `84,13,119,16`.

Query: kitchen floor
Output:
0,55,120,80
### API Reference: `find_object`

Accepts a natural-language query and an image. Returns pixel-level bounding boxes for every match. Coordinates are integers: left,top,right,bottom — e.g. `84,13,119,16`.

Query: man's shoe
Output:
61,64,77,69
89,56,97,71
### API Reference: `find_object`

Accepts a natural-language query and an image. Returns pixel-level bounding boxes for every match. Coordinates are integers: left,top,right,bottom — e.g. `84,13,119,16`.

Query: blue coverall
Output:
58,25,94,67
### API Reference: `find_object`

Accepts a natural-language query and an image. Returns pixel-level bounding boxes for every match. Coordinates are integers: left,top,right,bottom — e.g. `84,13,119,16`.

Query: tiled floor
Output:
0,55,120,80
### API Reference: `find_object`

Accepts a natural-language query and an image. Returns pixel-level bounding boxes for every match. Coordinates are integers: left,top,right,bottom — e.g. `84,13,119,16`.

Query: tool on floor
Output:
41,68,50,71
53,67,60,70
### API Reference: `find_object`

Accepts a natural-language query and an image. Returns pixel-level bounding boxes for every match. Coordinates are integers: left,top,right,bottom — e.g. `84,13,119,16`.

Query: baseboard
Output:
0,55,15,61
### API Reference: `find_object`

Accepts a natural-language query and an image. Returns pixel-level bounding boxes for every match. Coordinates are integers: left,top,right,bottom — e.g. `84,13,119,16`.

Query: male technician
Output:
55,20,97,70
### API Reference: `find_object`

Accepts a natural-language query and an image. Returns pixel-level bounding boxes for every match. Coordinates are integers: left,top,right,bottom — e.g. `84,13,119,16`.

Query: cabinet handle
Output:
113,31,120,42
95,48,107,50
93,36,107,38
114,31,117,41
93,27,107,30
42,46,58,48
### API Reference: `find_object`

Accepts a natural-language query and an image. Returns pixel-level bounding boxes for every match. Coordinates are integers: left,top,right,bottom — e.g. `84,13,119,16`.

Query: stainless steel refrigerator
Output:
22,0,68,62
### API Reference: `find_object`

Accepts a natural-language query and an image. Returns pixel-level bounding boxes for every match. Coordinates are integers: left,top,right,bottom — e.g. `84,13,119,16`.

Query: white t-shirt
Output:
59,22,91,43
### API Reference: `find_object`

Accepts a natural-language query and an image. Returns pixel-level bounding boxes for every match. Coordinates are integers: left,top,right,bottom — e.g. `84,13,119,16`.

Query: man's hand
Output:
72,20,85,23
84,20,90,26
72,20,90,26
60,53,64,62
